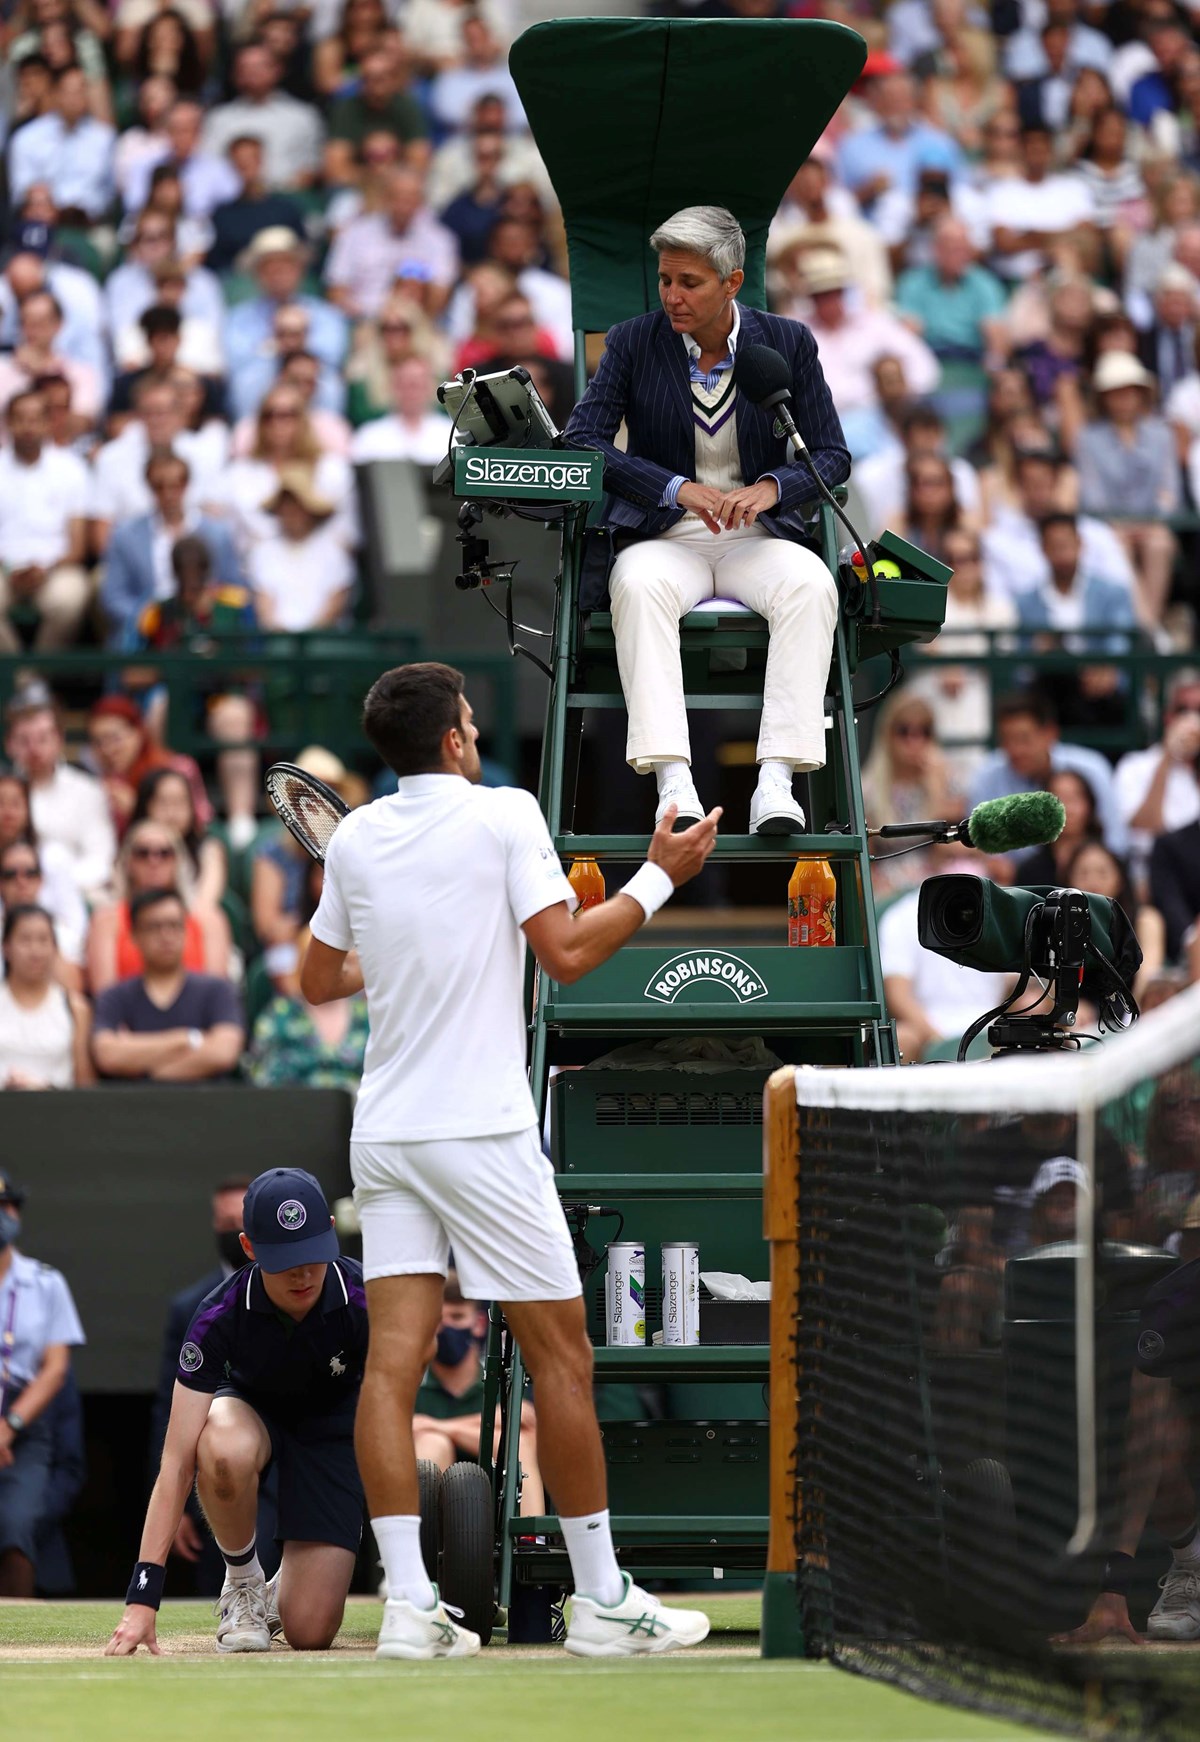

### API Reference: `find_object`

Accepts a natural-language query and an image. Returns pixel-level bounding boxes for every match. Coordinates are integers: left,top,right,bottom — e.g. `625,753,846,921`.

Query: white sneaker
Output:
1147,1563,1200,1640
375,1587,482,1660
565,1572,710,1657
749,773,805,837
655,774,704,832
215,1576,271,1653
265,1571,283,1641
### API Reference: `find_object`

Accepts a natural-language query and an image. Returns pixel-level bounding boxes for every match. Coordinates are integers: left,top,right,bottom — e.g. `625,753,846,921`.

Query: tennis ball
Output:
868,558,902,579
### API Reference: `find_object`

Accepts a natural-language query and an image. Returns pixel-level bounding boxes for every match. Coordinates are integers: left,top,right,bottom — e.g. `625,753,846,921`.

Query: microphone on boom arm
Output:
732,341,883,627
871,791,1068,857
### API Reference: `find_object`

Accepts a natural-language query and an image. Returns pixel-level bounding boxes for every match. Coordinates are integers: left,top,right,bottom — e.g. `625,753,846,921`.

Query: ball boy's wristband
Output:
126,1562,166,1609
621,862,674,921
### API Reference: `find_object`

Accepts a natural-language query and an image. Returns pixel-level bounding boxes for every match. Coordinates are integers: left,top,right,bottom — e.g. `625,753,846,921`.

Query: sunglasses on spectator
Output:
0,864,38,880
892,721,933,739
131,844,177,861
262,408,299,420
380,321,413,334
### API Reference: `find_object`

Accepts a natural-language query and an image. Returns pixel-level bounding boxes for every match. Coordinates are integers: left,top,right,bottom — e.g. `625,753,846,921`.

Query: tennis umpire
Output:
106,1168,368,1656
302,661,717,1659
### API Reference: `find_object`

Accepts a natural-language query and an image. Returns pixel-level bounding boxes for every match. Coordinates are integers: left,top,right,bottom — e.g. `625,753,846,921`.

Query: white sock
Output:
217,1534,263,1586
374,1514,436,1609
654,760,691,792
560,1509,624,1607
758,759,793,788
1173,1526,1200,1567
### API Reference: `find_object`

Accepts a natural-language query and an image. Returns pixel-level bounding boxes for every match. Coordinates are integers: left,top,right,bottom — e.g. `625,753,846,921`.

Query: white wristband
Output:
621,861,675,922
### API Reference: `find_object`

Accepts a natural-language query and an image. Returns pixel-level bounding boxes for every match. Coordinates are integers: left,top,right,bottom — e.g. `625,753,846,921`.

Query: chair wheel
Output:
416,1459,442,1581
439,1461,495,1644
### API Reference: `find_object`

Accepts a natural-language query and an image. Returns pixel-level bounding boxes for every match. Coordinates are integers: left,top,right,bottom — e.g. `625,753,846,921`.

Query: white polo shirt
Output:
311,776,575,1142
0,445,90,569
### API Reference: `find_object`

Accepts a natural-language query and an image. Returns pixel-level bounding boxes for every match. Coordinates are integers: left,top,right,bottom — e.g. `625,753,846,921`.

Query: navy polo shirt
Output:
177,1257,368,1422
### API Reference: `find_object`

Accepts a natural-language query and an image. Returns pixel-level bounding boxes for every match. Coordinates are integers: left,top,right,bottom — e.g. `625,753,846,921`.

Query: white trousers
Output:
608,521,838,774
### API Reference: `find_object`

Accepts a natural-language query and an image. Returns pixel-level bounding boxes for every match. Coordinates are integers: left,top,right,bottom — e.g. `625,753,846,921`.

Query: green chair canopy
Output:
509,16,867,333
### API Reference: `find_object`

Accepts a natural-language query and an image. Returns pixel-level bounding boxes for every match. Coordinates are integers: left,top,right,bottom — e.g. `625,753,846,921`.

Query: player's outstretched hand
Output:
648,806,722,888
1052,1593,1142,1647
105,1605,162,1656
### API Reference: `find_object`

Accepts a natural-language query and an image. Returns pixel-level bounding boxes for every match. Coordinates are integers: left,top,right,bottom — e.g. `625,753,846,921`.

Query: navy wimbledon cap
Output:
243,1168,338,1273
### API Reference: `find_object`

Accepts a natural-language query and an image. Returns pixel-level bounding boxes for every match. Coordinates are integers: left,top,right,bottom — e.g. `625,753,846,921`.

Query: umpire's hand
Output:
648,806,722,887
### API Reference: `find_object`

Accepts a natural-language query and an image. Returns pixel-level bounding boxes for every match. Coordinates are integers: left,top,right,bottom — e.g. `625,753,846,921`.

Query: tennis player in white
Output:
302,662,720,1660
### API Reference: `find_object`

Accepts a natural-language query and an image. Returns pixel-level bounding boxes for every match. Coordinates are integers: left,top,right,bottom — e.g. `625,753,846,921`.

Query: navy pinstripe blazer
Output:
564,304,850,545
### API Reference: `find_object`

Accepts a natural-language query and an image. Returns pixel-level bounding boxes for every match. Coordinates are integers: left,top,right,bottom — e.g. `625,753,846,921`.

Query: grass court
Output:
1,1593,1057,1742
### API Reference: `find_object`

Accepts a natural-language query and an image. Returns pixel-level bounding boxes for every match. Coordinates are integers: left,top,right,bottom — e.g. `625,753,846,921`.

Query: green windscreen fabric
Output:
509,17,866,332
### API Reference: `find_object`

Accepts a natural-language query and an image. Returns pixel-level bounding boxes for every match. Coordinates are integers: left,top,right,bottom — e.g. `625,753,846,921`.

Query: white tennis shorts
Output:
351,1126,582,1302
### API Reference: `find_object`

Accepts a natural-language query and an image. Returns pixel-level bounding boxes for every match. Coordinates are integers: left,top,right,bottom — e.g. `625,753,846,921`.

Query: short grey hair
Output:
650,206,745,280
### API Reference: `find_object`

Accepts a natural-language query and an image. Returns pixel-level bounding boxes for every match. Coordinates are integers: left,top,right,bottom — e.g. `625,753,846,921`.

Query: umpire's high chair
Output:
442,16,951,1642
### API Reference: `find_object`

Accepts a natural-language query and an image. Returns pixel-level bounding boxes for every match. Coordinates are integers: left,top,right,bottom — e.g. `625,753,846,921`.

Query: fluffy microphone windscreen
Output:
966,791,1066,855
732,343,792,406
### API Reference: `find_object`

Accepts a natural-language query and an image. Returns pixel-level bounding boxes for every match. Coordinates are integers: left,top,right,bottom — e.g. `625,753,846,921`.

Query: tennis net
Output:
772,981,1200,1738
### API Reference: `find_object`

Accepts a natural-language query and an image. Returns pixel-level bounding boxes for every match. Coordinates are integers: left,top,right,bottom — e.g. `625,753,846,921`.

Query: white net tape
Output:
793,980,1200,1116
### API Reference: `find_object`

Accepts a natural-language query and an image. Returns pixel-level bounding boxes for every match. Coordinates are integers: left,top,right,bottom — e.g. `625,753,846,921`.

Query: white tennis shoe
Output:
265,1571,283,1641
655,774,704,832
215,1576,271,1653
565,1573,710,1657
375,1589,482,1660
749,772,805,836
1147,1563,1200,1640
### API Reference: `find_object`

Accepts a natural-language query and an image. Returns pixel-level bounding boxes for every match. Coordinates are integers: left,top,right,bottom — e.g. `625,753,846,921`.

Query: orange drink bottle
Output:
787,858,837,947
568,856,606,912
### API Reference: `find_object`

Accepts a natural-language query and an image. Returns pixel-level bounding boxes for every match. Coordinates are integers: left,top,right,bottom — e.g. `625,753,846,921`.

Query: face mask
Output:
435,1325,475,1368
216,1230,246,1271
0,1209,20,1250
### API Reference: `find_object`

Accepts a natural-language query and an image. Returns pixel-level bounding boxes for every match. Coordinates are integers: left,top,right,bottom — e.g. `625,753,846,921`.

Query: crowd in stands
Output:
0,0,1199,1086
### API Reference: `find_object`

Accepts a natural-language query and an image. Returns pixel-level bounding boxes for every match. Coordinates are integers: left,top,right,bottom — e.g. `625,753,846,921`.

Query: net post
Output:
762,1065,805,1658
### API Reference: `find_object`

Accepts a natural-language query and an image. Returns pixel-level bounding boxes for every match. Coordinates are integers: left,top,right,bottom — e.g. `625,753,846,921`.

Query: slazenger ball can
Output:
606,1243,646,1346
661,1242,700,1346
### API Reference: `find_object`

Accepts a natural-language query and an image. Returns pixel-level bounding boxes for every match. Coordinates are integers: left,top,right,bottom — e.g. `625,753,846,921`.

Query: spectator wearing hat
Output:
1137,263,1200,402
205,137,306,277
0,287,101,434
0,391,91,653
3,688,116,904
7,66,115,226
247,470,354,632
0,905,93,1090
349,355,450,465
212,382,356,561
799,247,939,457
836,60,964,210
225,229,349,422
0,1171,86,1598
767,155,893,312
1074,350,1180,628
102,450,244,644
1026,1158,1090,1249
92,887,243,1081
201,43,324,191
895,215,1009,363
324,165,459,321
323,46,430,188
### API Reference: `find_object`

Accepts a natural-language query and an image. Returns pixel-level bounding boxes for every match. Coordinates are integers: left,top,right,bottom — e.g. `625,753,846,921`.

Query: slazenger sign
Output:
454,446,602,501
644,951,768,1004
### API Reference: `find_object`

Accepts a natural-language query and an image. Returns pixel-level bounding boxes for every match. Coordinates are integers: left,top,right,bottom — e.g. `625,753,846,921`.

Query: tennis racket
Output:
265,762,350,864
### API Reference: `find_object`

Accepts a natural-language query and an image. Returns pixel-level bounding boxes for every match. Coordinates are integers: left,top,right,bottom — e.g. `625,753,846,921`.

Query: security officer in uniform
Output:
0,1171,87,1598
107,1167,369,1657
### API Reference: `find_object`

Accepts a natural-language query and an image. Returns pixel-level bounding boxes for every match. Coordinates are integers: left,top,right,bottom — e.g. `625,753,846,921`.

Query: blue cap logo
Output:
277,1199,307,1231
